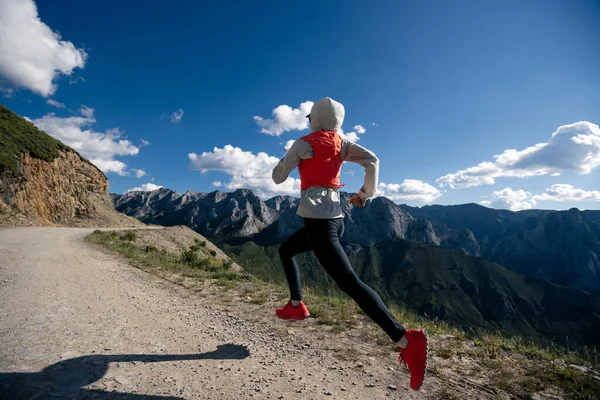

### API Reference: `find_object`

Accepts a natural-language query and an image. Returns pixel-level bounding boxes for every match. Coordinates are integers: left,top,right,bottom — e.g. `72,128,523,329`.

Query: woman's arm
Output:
272,140,314,184
342,141,380,201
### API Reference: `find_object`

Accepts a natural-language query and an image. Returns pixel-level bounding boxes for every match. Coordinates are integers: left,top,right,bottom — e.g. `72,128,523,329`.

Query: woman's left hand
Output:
349,193,366,208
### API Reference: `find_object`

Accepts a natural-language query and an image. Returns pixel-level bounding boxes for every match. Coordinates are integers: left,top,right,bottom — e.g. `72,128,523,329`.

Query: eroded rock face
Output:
406,218,440,245
0,151,139,227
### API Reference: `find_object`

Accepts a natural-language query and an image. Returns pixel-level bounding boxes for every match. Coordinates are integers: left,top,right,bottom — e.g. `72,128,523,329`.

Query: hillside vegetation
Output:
0,105,68,174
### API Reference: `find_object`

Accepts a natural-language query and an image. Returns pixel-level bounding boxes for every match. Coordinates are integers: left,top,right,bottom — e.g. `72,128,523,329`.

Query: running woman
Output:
271,97,428,390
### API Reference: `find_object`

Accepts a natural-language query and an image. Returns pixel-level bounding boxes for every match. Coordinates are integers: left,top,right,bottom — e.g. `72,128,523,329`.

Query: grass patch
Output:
87,230,235,281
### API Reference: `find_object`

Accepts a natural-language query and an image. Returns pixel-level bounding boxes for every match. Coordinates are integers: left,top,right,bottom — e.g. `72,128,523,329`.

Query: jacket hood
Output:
308,97,345,132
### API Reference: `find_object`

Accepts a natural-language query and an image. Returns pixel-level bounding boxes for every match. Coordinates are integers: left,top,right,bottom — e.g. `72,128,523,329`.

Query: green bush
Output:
0,105,69,174
120,231,137,242
222,259,234,270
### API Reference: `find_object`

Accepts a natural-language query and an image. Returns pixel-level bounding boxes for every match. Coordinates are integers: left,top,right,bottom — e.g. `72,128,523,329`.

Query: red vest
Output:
298,130,343,190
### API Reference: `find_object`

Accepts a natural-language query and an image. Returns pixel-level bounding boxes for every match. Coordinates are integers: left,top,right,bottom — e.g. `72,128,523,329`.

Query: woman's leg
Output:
278,227,312,301
304,218,406,342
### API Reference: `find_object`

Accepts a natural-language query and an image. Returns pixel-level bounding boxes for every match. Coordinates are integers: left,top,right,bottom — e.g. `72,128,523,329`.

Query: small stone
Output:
341,387,347,391
365,383,375,388
324,391,333,396
114,375,130,385
569,364,590,374
387,367,394,371
387,385,397,390
355,362,364,368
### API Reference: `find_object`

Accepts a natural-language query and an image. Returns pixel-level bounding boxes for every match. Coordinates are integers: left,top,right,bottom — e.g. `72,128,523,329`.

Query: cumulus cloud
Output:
188,145,301,197
437,121,600,188
482,184,600,211
212,181,223,187
0,0,87,97
284,140,295,151
377,180,441,203
339,129,360,143
133,169,146,178
30,113,139,176
253,101,314,136
46,99,65,109
127,183,163,193
353,125,366,134
171,109,184,123
140,139,150,147
79,105,94,118
532,184,600,203
480,188,535,211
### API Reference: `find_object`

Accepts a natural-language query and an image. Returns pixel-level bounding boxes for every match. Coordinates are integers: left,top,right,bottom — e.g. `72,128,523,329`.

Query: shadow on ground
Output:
0,343,250,399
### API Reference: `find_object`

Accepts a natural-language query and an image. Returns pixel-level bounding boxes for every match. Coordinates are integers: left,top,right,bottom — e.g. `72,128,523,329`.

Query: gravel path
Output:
0,227,481,399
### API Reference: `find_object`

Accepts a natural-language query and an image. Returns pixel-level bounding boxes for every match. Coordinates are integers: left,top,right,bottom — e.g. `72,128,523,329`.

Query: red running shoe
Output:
397,329,428,390
276,301,310,320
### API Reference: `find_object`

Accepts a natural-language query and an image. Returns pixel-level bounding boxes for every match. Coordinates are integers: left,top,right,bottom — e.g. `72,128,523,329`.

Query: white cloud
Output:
80,105,94,118
171,109,184,123
341,131,360,143
284,140,295,151
371,122,378,127
377,180,441,203
30,113,139,176
253,101,314,136
0,0,87,97
212,181,223,187
353,125,366,134
133,169,146,178
188,145,301,197
140,139,150,147
127,183,163,193
480,188,535,211
437,121,600,188
46,99,65,109
92,159,128,176
532,184,600,203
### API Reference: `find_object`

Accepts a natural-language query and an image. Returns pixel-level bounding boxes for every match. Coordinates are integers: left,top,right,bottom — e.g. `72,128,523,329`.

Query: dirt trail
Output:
0,227,484,399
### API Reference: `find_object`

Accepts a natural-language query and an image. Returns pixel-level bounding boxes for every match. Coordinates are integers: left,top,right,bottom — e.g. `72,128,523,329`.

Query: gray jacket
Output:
271,97,379,219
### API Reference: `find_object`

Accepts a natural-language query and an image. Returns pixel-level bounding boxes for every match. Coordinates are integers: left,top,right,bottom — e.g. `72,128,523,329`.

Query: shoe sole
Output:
276,313,311,320
414,329,429,391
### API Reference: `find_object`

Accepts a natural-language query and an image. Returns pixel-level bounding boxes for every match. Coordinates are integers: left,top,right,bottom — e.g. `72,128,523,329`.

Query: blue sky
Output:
1,0,599,210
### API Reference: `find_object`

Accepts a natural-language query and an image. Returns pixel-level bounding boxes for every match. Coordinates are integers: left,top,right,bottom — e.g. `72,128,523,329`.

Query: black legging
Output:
278,217,406,342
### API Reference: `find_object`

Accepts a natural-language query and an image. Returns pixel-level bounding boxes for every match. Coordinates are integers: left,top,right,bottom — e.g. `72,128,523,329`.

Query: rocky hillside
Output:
112,188,278,241
0,105,140,227
402,204,600,294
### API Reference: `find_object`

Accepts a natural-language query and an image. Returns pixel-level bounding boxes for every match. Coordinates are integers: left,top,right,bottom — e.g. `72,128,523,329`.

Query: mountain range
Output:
113,188,600,294
113,188,600,346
